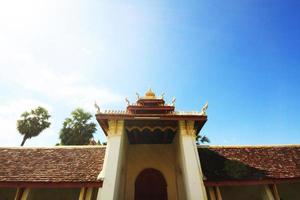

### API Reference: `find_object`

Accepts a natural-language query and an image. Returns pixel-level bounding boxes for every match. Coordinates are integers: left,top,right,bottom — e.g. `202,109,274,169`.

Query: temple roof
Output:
127,89,173,114
0,146,105,187
1,145,299,187
199,145,300,185
96,89,208,136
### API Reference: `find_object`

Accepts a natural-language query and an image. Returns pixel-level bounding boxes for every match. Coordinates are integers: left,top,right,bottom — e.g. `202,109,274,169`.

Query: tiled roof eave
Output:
0,180,103,188
199,145,300,184
0,147,105,185
204,177,300,187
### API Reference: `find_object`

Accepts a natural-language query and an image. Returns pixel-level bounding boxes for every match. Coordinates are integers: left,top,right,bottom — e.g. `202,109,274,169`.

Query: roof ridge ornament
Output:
136,92,140,100
171,97,176,106
125,97,130,106
94,101,100,114
200,102,208,116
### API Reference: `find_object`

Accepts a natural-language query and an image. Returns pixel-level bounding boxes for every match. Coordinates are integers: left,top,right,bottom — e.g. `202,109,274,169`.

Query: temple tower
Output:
96,89,208,200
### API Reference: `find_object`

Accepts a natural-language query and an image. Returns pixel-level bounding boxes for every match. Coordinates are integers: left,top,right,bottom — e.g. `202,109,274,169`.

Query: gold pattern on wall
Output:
126,126,177,133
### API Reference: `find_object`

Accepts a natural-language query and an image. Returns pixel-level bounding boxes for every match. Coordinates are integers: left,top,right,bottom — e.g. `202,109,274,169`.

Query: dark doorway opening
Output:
135,168,168,200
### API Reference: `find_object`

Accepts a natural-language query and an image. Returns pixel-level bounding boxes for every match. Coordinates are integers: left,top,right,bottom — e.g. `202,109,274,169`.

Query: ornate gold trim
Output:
126,126,177,132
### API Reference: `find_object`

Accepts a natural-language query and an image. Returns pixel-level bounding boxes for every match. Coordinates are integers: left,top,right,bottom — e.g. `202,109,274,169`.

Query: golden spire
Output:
145,88,156,99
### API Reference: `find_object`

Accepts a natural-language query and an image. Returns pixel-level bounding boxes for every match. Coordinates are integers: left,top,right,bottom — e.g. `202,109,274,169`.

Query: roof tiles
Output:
0,146,105,183
1,145,299,185
198,145,300,182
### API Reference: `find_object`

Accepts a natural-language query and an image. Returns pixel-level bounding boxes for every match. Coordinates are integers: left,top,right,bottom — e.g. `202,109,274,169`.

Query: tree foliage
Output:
196,134,210,145
17,106,51,146
59,108,97,145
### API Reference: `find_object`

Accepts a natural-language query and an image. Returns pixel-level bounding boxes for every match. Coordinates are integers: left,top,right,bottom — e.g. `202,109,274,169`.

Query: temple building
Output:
0,89,299,200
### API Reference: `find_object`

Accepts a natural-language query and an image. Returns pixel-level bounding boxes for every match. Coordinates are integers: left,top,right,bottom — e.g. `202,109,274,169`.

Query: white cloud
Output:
0,0,126,146
0,29,123,104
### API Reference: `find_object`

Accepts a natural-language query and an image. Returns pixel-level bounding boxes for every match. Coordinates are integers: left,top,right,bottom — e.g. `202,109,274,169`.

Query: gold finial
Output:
145,88,156,99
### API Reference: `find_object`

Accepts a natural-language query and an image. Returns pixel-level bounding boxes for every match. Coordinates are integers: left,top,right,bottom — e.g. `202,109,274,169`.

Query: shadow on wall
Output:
198,148,268,181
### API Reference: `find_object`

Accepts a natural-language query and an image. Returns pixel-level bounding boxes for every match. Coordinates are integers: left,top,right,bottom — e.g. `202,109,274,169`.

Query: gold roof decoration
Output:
144,88,156,99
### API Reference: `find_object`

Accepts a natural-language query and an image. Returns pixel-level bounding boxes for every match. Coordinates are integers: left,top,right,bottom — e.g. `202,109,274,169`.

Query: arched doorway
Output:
135,168,168,200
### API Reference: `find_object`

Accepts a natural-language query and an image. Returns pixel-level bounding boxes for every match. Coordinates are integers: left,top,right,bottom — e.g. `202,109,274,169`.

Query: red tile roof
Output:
198,145,300,184
1,145,299,187
0,146,105,185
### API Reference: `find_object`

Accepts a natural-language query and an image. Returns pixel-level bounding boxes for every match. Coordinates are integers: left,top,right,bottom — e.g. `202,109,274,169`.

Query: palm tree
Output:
59,108,97,145
17,106,51,146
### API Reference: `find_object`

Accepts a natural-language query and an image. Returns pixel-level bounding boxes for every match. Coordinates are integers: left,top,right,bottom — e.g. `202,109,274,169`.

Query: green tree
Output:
17,106,51,146
59,108,97,145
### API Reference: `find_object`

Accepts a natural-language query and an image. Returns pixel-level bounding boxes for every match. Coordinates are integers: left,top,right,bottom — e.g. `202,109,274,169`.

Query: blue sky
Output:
0,0,299,146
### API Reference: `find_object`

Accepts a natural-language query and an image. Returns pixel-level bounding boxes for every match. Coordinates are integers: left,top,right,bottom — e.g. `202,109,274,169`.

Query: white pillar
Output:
97,120,124,200
178,120,208,200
